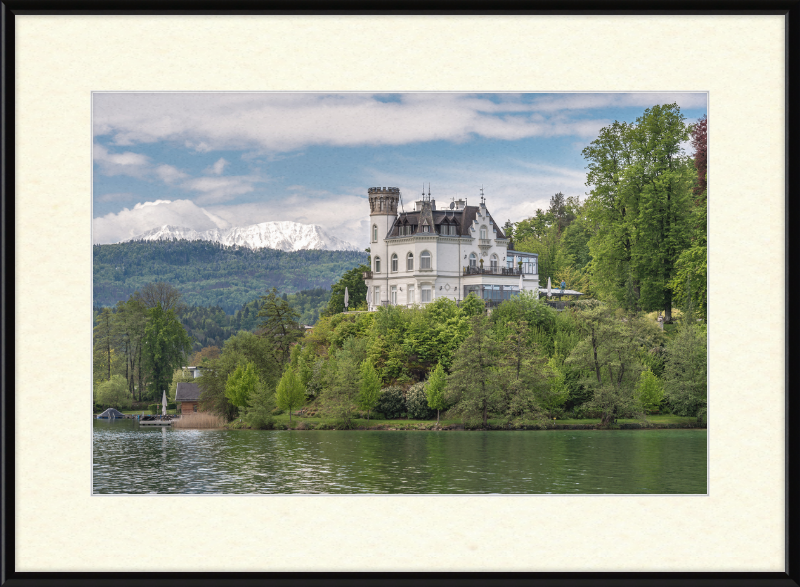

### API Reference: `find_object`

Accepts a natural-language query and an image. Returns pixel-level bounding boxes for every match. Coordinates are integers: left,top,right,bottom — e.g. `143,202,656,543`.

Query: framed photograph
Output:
4,5,794,585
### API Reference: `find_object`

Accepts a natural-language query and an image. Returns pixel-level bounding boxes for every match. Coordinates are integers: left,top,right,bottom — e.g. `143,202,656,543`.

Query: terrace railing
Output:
462,266,532,276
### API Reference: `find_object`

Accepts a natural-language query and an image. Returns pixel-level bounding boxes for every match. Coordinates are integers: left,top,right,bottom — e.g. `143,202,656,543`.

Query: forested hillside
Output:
179,288,330,352
93,240,366,313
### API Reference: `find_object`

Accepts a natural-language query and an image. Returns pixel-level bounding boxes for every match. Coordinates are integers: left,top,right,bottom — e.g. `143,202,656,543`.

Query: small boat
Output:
137,414,175,426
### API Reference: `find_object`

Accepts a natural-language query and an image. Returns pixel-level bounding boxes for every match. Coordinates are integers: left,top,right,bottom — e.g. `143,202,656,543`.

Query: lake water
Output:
92,419,707,494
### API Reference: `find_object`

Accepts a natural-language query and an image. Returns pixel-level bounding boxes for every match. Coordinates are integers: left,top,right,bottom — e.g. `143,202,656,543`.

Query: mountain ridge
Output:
124,220,360,252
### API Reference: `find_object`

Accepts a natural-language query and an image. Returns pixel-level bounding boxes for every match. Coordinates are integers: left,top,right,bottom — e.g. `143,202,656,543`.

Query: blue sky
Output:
93,92,707,247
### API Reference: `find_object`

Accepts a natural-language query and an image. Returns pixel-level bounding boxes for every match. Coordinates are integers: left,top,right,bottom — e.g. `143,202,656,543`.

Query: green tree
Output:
583,104,693,320
112,297,149,401
225,361,259,409
93,307,116,384
663,321,707,421
275,368,306,426
245,380,276,430
445,315,502,428
257,287,303,365
497,320,550,425
324,263,371,315
134,281,187,315
142,303,193,400
566,305,663,425
635,369,664,415
322,345,361,428
95,374,132,410
358,361,382,420
425,362,448,425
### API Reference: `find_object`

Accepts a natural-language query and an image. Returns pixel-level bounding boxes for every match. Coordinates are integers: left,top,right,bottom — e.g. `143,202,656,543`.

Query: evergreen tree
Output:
257,287,303,365
445,315,502,428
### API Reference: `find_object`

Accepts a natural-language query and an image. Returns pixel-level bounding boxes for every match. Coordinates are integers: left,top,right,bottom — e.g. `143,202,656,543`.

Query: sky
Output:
92,92,707,248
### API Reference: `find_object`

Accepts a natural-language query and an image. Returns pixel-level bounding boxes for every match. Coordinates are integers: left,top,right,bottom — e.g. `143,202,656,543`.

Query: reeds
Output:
172,412,226,429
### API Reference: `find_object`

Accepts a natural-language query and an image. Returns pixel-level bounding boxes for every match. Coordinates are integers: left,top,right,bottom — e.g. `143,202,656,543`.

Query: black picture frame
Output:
2,2,796,586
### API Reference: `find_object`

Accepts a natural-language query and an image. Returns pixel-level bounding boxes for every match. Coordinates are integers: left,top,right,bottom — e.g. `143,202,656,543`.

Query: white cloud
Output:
155,164,189,184
182,175,262,204
205,158,228,175
95,191,136,203
92,93,707,153
92,199,231,244
93,143,151,177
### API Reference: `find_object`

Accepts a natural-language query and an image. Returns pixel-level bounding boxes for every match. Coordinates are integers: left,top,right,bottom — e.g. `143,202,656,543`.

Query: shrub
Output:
377,386,405,419
148,403,159,415
95,375,133,410
406,382,435,420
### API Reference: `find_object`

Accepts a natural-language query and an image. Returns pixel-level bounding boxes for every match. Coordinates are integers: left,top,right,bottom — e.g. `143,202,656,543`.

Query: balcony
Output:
463,266,532,276
362,271,373,279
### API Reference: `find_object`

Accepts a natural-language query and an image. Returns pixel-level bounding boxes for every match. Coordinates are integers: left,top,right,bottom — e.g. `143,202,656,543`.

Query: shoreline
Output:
220,421,707,432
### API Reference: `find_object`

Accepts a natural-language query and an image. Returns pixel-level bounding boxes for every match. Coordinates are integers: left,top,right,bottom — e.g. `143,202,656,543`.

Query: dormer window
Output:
422,221,430,233
480,227,487,239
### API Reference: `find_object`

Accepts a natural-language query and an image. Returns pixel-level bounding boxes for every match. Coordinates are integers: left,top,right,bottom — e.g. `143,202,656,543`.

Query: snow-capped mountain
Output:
124,221,360,252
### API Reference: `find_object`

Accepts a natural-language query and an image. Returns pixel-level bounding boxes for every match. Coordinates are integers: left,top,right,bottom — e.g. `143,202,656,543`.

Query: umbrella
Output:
344,286,349,310
519,271,524,295
547,277,552,298
162,390,167,416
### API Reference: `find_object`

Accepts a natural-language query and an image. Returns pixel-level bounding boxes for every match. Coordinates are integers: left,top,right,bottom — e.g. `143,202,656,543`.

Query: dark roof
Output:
387,206,507,239
176,382,202,402
97,408,125,418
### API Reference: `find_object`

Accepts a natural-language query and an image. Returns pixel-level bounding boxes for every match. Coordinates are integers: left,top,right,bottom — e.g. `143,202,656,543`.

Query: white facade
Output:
363,187,539,310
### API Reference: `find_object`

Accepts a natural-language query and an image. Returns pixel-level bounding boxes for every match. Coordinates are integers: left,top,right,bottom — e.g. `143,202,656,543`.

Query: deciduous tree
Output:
225,361,259,409
663,321,707,421
425,363,448,425
358,361,382,420
275,368,306,425
142,303,193,399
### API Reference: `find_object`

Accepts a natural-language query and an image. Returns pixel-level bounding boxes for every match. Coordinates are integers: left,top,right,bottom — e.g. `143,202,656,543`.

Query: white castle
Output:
362,186,539,310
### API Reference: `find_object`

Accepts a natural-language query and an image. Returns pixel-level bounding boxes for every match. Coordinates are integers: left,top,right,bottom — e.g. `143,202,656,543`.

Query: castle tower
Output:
368,187,400,244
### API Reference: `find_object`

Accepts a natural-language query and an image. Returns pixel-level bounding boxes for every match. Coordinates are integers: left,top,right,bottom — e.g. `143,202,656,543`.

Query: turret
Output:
368,187,401,246
368,187,400,216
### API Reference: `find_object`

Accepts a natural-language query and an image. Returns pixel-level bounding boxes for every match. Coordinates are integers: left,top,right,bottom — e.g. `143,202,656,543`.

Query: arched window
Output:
421,251,431,269
373,225,378,242
469,253,477,268
375,256,381,273
391,253,398,272
480,226,487,239
407,252,414,270
490,254,499,271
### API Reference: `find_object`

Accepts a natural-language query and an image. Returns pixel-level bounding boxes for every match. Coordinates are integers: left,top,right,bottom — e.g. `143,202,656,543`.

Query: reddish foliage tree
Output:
691,115,707,199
